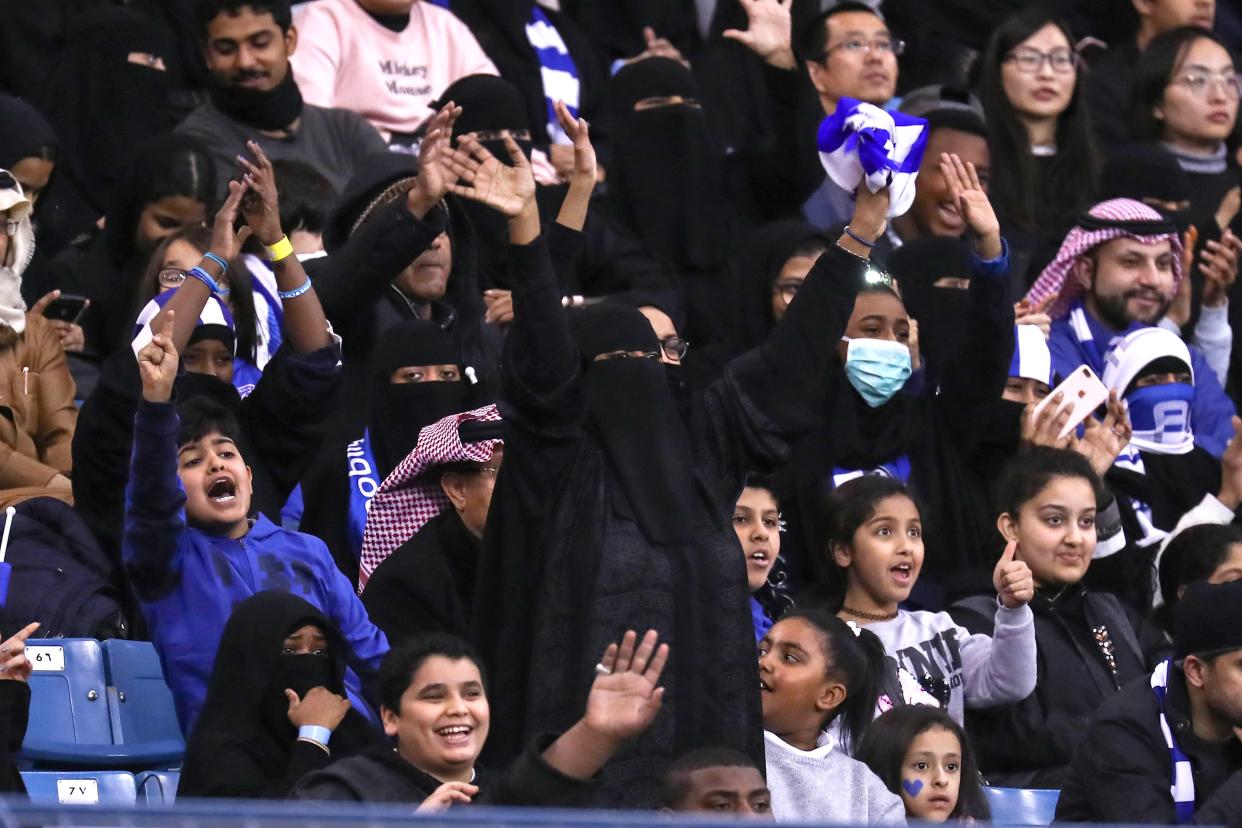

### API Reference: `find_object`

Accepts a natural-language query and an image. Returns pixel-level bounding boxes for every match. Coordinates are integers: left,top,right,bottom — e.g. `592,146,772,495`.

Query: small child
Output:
856,705,989,822
822,475,1036,723
125,314,388,734
732,475,792,642
759,610,906,824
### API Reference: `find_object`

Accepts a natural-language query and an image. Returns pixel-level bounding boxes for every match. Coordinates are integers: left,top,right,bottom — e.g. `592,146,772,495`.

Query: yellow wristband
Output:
265,235,294,262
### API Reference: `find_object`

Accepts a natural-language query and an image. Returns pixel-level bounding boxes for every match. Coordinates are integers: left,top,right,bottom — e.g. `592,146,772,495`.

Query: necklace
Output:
841,605,898,622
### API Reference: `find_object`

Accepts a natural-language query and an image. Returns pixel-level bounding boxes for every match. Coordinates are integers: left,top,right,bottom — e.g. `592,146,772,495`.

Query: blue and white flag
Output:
817,97,929,217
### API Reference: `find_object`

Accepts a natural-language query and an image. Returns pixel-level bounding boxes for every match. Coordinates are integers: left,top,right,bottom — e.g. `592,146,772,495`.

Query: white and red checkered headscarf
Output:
1024,198,1184,320
357,403,501,590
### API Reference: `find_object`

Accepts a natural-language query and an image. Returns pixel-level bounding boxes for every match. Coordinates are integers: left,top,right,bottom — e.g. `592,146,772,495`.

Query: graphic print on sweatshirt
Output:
890,629,960,707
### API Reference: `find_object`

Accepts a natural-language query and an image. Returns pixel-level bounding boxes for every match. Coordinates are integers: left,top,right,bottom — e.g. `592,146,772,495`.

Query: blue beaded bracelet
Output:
844,225,877,249
278,278,312,300
188,266,230,298
202,252,229,274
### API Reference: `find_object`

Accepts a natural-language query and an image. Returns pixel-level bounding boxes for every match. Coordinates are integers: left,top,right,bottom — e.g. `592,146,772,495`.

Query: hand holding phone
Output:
41,294,89,325
1030,364,1110,441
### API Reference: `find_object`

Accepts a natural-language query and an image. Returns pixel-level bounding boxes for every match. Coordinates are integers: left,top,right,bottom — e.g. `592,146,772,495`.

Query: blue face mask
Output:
1126,382,1195,454
842,338,912,407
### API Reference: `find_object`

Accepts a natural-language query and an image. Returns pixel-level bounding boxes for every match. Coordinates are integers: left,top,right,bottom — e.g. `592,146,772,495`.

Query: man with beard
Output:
1057,579,1242,824
1026,198,1237,458
443,119,891,804
178,0,387,196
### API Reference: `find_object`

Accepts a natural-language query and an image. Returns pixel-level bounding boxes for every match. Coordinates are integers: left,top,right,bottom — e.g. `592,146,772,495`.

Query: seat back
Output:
24,638,111,746
135,770,180,805
101,640,184,746
983,787,1061,826
20,770,138,806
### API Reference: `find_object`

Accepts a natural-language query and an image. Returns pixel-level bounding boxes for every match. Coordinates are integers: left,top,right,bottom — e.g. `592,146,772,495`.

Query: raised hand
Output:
554,99,596,185
285,685,350,731
0,622,40,682
1218,416,1242,510
993,540,1034,609
211,177,252,263
583,629,668,745
445,133,536,218
1168,226,1199,329
408,102,461,219
625,27,689,69
1200,229,1241,309
940,152,1001,260
1076,390,1131,477
722,0,796,69
416,781,478,812
236,141,284,246
1216,186,1240,232
136,312,178,403
1014,295,1053,338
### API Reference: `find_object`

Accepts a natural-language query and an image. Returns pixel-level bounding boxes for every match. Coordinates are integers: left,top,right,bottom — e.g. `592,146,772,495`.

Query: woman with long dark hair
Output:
978,8,1098,285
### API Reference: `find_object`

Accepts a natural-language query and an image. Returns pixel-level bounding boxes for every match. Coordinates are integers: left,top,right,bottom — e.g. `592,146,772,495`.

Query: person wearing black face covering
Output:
176,0,387,197
734,220,830,354
300,320,474,583
608,58,740,360
447,116,888,806
889,236,975,388
179,591,383,798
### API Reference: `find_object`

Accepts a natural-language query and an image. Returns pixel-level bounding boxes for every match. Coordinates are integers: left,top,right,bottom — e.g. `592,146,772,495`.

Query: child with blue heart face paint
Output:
856,705,989,822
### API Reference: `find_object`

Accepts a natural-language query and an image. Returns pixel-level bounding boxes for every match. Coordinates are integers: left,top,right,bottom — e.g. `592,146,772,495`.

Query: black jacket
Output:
361,508,479,647
0,681,29,795
1057,663,1242,824
290,735,592,806
952,585,1163,787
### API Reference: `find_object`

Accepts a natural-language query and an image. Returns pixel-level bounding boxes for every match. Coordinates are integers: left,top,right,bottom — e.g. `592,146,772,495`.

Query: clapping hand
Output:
1218,416,1242,510
1199,229,1241,309
993,540,1034,609
136,312,178,403
722,0,796,69
1014,295,1053,339
236,141,284,246
408,102,461,219
210,177,252,264
940,152,1001,260
444,134,536,219
624,27,689,69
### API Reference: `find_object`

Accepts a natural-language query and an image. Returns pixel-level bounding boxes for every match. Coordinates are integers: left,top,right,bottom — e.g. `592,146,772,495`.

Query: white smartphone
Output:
1031,364,1110,440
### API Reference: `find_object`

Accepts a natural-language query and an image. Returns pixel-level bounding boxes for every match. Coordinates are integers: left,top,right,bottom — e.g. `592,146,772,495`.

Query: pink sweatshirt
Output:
291,0,497,138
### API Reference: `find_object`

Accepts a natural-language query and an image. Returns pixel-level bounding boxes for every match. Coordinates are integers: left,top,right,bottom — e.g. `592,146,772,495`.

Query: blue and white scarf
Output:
817,97,928,217
831,455,912,489
1151,659,1196,823
526,7,580,145
345,430,382,564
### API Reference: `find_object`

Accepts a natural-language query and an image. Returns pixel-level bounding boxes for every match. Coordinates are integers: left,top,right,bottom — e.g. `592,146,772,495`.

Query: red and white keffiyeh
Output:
357,404,502,590
1024,198,1184,320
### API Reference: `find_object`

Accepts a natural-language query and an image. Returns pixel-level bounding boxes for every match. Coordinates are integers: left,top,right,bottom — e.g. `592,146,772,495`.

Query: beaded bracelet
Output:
188,266,230,298
844,225,877,248
278,278,312,300
202,251,229,274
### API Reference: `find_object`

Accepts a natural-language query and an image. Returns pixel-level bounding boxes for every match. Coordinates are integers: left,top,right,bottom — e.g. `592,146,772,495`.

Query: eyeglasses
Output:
1004,48,1078,74
1169,70,1242,98
596,350,661,362
820,36,905,61
659,336,690,360
773,280,803,305
158,268,187,288
471,466,501,481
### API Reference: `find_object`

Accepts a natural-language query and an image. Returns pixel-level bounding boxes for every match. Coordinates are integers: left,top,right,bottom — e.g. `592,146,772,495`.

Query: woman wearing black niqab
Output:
179,591,382,799
734,220,829,353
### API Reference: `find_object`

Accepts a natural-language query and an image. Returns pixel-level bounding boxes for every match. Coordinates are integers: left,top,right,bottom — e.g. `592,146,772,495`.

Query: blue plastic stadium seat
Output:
21,770,138,806
20,638,184,769
101,640,184,750
135,770,180,805
983,787,1060,825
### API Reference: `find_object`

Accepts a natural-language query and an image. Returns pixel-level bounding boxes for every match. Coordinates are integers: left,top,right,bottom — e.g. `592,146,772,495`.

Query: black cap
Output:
1174,580,1242,660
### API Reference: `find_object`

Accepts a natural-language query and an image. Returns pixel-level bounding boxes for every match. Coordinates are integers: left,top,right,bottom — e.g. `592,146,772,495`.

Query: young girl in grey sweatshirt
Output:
820,476,1037,724
759,610,906,824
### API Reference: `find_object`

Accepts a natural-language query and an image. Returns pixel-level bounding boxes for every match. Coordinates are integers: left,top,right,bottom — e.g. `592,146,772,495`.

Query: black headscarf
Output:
369,320,473,478
179,591,380,798
567,303,696,544
559,0,697,63
0,95,58,171
608,58,730,273
323,151,424,252
735,220,828,352
889,236,974,383
39,7,171,217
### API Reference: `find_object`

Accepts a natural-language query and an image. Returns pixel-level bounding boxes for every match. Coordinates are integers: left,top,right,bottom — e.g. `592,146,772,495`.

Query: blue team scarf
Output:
526,6,580,144
1151,660,1196,823
345,430,382,563
1067,300,1147,377
831,455,912,489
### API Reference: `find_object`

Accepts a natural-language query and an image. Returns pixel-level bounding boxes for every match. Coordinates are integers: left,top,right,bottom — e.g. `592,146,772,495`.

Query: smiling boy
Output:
124,314,388,734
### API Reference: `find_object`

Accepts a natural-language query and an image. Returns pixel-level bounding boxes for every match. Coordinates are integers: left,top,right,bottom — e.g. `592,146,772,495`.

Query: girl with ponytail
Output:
757,609,905,824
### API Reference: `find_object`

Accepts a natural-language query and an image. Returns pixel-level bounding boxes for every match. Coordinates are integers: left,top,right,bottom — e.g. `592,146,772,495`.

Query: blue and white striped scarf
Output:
1151,659,1196,823
525,6,580,144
